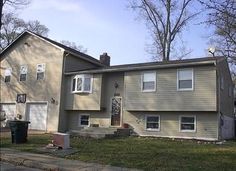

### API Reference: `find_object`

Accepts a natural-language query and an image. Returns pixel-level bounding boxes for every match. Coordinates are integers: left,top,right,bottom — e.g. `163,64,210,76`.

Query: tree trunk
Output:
0,0,3,32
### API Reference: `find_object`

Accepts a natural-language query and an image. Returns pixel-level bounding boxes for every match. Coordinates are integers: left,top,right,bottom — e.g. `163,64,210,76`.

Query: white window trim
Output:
141,71,156,92
4,75,11,83
19,74,27,82
36,63,46,80
145,115,160,131
177,68,194,91
4,68,12,83
19,65,28,82
71,77,77,93
71,74,93,93
179,115,196,133
78,114,90,127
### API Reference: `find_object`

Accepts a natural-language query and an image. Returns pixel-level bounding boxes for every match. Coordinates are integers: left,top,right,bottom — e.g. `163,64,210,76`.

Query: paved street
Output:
1,148,141,171
0,161,42,171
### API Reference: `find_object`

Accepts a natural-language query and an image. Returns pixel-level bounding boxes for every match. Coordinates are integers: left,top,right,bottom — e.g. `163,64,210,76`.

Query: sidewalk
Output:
0,148,141,171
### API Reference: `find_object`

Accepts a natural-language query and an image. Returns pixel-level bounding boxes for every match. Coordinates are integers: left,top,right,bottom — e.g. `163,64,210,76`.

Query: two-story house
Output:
0,31,234,140
0,31,104,131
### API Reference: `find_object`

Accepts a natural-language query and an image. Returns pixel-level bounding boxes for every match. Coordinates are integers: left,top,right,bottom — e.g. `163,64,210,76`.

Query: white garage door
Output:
0,103,16,127
26,103,47,131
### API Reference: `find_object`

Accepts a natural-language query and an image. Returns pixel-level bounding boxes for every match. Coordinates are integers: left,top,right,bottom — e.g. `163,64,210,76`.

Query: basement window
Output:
4,68,12,83
146,115,160,131
71,74,93,93
79,114,90,127
180,116,196,132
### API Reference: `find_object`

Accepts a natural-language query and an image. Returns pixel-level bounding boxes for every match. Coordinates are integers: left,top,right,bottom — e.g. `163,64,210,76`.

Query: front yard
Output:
1,132,236,171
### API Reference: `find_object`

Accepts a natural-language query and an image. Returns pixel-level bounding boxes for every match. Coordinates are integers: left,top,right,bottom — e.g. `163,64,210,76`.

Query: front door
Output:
111,97,122,126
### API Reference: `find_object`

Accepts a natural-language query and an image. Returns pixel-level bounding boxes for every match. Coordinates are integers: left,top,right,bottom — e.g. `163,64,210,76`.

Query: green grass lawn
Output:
1,133,236,171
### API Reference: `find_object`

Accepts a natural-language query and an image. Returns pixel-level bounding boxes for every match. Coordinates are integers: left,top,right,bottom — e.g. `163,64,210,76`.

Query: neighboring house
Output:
0,31,234,140
0,31,104,131
234,80,236,115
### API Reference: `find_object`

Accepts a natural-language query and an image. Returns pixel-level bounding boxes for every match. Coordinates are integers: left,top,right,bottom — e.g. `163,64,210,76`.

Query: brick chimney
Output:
100,52,110,66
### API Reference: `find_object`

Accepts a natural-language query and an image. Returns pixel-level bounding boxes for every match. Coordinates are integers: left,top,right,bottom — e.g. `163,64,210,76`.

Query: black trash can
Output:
9,120,30,144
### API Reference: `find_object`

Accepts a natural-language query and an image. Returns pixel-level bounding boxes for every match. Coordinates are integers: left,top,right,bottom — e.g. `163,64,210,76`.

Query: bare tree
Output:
25,20,49,36
60,40,87,53
130,0,198,61
0,13,49,50
200,0,236,78
0,0,30,31
0,0,3,31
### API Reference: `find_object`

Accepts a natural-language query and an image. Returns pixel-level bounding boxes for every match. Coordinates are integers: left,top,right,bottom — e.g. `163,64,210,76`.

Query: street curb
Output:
0,153,57,171
0,149,141,171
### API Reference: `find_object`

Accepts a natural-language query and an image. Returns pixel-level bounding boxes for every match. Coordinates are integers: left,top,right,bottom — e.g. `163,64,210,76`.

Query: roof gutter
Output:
64,60,216,75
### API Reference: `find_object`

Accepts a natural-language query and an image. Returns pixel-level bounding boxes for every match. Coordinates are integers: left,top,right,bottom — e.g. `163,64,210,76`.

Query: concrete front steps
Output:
70,127,132,139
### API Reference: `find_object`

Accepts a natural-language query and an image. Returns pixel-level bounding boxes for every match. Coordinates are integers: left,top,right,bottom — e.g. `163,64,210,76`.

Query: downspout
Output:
63,52,70,74
58,51,70,132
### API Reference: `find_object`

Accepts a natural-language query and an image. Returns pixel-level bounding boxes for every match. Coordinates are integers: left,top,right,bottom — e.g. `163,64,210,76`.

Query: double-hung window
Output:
72,74,93,93
146,115,160,131
142,71,156,92
36,64,45,80
19,65,28,81
180,116,196,132
4,68,12,83
177,69,193,90
79,114,90,127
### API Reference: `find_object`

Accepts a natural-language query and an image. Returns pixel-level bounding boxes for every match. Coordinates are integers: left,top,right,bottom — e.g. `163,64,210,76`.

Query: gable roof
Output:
65,56,222,75
0,30,104,66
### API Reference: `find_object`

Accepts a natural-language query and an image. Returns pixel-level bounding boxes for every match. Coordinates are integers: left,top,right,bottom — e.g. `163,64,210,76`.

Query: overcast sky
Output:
16,0,212,65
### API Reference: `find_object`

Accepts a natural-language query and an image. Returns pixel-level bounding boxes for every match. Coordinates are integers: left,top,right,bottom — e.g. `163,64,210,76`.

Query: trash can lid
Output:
9,120,30,124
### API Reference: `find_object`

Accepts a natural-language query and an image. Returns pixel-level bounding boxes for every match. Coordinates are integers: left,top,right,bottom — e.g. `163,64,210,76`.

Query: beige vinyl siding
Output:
123,111,218,140
64,74,102,110
66,72,125,130
101,72,124,108
124,66,217,111
67,111,111,130
0,34,64,132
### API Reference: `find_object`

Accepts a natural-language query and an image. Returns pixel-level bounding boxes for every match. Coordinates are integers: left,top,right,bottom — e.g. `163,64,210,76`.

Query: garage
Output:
0,103,16,127
26,103,47,131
